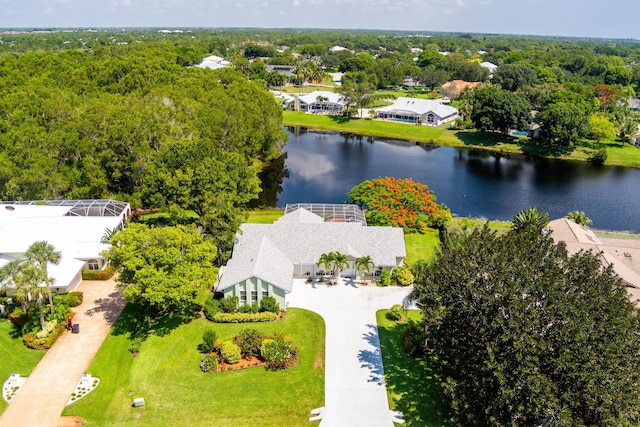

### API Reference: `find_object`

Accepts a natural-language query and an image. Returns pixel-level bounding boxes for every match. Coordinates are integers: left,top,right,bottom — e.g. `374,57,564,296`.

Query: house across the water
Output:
216,204,406,307
376,97,459,125
284,90,347,114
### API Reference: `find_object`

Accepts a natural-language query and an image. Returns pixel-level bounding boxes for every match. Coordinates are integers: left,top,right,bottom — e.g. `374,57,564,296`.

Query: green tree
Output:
105,223,219,315
589,113,617,141
15,261,48,331
470,86,531,134
332,252,349,278
413,225,640,426
492,63,539,92
566,210,593,228
339,71,377,117
355,256,375,279
317,253,334,275
536,101,590,148
512,206,549,233
25,241,61,315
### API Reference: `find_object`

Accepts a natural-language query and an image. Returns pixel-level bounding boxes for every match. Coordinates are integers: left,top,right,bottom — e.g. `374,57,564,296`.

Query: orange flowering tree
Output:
347,177,450,231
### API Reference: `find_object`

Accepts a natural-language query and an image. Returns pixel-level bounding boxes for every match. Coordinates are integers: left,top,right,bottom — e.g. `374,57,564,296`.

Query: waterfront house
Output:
376,97,458,125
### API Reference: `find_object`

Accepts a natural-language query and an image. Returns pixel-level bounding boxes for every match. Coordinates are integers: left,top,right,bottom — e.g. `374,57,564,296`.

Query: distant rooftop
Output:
284,203,366,226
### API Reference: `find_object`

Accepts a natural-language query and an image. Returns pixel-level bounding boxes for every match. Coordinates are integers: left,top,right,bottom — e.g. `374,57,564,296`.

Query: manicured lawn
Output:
377,310,451,426
0,321,45,414
63,306,325,426
404,230,440,267
247,209,284,224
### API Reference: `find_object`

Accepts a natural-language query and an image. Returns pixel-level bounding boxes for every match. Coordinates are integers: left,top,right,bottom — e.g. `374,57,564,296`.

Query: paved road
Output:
0,279,125,427
286,279,412,427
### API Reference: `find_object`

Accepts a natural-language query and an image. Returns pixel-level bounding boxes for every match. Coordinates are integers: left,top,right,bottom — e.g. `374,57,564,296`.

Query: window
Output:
251,291,258,303
262,290,269,298
239,290,247,304
426,114,435,124
87,259,100,270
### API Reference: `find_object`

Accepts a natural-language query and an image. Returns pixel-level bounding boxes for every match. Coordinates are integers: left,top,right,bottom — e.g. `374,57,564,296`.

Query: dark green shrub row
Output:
211,311,277,323
81,265,115,281
54,291,83,307
23,321,67,350
204,296,221,320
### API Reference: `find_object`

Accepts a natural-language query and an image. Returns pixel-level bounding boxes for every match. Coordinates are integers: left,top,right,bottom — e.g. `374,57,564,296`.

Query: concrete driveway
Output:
0,279,125,427
286,279,413,427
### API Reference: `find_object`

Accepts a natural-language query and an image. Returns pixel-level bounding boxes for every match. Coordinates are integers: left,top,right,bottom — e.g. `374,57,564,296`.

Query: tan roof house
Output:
547,218,640,307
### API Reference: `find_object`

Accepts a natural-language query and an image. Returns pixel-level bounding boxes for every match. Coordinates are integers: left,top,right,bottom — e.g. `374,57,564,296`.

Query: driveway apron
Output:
0,279,125,427
287,281,412,427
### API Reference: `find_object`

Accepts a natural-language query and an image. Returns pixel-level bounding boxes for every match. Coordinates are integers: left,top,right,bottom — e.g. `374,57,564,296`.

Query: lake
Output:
276,128,640,232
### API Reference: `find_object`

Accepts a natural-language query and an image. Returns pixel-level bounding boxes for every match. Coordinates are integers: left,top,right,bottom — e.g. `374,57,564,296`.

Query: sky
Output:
0,0,638,40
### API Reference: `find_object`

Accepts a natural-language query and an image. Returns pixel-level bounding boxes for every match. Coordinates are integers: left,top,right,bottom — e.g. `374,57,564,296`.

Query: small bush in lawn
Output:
259,296,280,313
233,328,264,358
200,354,219,372
260,332,297,370
129,336,144,354
392,266,414,286
199,329,218,354
203,295,222,320
386,304,404,321
219,296,239,314
220,341,242,364
379,270,391,287
403,322,427,357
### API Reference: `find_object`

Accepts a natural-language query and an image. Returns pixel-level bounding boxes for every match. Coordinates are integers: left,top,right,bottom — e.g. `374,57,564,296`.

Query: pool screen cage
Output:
0,199,130,218
284,203,367,226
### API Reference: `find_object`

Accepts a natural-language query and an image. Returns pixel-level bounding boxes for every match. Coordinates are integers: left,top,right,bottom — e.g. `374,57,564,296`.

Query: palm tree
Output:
512,207,549,233
25,241,61,314
332,252,349,279
566,211,593,228
355,256,375,279
15,261,47,331
0,259,28,311
317,253,334,276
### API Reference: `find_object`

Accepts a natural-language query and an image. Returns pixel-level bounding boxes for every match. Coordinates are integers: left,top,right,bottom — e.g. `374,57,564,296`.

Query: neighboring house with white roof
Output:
376,97,459,125
480,61,498,76
0,200,130,295
216,204,406,307
330,46,349,52
547,218,640,308
196,55,231,70
284,90,347,114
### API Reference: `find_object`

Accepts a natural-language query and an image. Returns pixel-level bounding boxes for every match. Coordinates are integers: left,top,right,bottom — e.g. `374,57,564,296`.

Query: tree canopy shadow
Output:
378,318,452,426
328,114,351,124
109,302,194,339
519,137,573,157
455,130,518,147
83,291,126,325
358,324,386,386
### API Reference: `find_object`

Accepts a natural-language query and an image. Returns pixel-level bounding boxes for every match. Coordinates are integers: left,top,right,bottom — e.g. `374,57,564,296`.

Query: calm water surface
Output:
278,128,640,232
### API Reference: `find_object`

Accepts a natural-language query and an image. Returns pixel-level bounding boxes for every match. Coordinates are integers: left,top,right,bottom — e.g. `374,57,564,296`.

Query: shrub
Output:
233,328,264,358
379,270,391,286
386,304,404,321
392,266,415,286
9,308,29,330
200,354,219,373
589,148,608,165
211,312,277,323
54,291,84,308
260,333,297,370
23,321,66,350
403,322,427,357
219,296,239,314
81,265,115,281
199,329,218,354
238,304,252,313
251,302,260,313
220,341,242,364
260,296,280,313
203,295,222,320
129,336,144,354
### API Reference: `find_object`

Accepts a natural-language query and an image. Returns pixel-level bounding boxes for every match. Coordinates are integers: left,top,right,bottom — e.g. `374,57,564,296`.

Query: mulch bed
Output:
216,354,268,372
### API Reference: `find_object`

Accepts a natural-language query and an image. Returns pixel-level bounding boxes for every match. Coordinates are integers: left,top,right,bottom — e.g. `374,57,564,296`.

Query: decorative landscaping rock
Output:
66,373,100,406
2,373,26,403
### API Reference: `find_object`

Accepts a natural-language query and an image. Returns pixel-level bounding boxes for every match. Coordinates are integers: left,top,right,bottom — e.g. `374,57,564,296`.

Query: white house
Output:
480,61,498,76
285,90,347,114
330,46,349,52
217,204,406,307
376,97,459,125
0,200,130,295
196,55,231,70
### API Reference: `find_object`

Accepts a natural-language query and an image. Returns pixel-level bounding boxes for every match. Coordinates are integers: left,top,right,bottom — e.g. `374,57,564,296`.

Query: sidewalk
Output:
0,279,125,427
286,279,412,427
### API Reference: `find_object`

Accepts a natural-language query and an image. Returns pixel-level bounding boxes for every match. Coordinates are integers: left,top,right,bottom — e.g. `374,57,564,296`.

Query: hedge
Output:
211,312,277,323
82,265,115,281
54,291,83,307
23,321,67,350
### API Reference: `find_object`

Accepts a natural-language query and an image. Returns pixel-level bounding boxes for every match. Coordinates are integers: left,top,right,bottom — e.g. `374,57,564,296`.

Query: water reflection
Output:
276,127,640,232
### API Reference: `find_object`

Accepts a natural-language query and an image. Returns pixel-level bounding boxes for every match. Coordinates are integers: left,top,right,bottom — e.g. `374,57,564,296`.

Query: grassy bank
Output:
282,111,640,168
63,306,325,426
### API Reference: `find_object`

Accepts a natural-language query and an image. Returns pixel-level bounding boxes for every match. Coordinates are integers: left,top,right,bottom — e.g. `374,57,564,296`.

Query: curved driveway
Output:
286,279,412,427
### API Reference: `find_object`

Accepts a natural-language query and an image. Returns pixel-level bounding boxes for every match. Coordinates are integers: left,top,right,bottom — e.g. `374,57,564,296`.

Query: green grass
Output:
282,112,640,168
404,229,440,267
0,321,45,414
247,209,284,224
63,306,325,427
377,310,451,426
